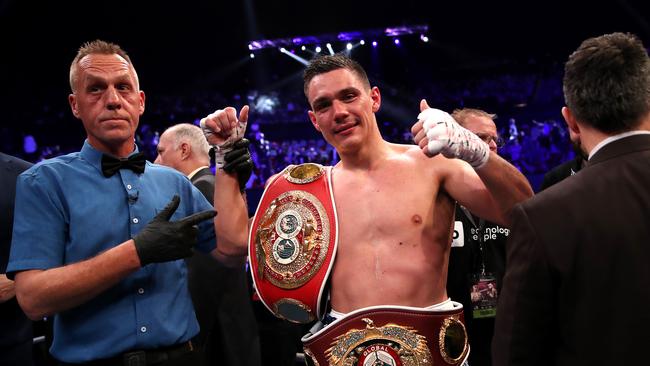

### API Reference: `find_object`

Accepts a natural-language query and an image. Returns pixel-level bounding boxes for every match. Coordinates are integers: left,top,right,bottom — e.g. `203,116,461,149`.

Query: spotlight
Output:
248,44,253,50
372,41,378,47
420,34,429,42
360,40,365,45
250,53,255,59
326,43,334,55
278,48,310,66
346,43,352,50
394,38,400,45
301,45,306,51
315,46,322,53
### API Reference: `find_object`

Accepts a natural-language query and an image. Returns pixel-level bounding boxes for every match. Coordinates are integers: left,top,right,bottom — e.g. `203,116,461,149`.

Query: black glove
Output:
133,195,217,266
223,138,254,192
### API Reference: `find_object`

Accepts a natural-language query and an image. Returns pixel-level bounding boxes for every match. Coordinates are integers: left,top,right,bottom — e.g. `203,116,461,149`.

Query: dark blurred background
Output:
1,0,649,190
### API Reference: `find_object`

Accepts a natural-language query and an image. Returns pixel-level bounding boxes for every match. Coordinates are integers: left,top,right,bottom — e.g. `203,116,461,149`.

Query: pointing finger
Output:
178,210,217,226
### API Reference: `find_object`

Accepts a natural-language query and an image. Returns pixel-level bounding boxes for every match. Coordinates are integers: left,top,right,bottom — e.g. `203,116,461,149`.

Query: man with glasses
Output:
446,108,508,366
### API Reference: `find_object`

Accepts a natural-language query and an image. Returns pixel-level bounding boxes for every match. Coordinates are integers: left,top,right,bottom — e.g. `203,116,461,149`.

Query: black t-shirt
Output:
446,205,509,366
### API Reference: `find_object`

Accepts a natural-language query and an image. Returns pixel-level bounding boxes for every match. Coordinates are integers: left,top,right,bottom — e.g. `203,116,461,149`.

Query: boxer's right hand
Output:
133,195,217,266
411,99,490,169
200,105,249,169
199,106,249,149
223,138,254,191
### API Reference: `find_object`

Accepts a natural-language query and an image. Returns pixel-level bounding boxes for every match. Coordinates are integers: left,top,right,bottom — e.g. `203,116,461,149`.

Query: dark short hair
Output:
303,53,370,97
69,40,135,92
563,32,650,133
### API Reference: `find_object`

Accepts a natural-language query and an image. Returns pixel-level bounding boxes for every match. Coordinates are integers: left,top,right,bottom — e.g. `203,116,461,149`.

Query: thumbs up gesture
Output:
411,99,490,169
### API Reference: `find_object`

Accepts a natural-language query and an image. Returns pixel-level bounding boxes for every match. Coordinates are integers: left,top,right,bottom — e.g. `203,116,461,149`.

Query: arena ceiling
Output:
0,0,648,106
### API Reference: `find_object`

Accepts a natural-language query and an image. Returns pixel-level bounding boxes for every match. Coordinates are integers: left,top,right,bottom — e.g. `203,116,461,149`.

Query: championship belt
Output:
302,304,469,366
248,163,338,324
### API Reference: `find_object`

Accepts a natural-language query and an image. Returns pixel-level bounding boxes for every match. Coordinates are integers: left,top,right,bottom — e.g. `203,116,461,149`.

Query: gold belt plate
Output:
254,190,330,289
326,318,434,366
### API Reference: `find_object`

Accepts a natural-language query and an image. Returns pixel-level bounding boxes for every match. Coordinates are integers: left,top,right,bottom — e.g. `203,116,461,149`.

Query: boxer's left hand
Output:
411,99,489,169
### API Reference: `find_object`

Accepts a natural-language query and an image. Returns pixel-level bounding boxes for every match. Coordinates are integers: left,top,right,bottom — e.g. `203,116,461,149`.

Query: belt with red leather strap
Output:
248,163,338,324
302,304,469,366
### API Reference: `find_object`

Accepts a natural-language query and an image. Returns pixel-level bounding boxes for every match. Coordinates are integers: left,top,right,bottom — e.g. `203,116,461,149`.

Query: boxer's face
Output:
306,68,380,153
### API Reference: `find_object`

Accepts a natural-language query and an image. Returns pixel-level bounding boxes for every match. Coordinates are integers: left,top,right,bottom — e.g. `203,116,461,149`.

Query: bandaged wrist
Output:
213,145,234,169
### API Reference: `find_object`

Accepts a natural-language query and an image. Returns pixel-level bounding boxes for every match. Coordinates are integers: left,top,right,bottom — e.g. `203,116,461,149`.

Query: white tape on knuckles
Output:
418,108,489,168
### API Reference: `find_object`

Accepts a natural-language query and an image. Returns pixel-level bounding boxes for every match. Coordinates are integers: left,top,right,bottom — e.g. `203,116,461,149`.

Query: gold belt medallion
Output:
326,318,433,366
255,189,330,289
285,163,325,184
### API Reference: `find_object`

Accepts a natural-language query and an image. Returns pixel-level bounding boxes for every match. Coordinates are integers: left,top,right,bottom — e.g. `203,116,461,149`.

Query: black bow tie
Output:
101,152,146,177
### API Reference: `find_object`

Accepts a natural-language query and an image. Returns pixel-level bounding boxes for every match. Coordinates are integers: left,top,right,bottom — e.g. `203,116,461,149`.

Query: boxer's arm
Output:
474,152,533,225
441,155,532,226
412,101,532,226
200,106,251,258
213,168,250,258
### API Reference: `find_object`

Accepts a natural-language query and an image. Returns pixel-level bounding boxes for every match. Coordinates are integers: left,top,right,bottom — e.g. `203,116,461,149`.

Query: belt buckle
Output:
123,350,146,366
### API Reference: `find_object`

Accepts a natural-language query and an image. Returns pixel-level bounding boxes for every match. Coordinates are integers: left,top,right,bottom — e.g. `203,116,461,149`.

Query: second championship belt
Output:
248,163,338,323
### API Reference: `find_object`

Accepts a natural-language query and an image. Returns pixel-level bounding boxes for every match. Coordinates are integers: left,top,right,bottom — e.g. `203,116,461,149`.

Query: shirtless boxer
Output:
202,54,532,365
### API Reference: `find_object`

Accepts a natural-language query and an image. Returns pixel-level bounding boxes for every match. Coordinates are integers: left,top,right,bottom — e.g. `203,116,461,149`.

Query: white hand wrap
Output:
199,110,247,169
418,108,490,169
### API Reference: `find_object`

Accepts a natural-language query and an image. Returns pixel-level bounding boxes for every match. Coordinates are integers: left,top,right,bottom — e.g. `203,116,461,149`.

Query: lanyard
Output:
459,206,487,275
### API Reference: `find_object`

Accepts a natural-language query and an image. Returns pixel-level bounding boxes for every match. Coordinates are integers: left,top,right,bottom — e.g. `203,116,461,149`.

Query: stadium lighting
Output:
326,43,334,55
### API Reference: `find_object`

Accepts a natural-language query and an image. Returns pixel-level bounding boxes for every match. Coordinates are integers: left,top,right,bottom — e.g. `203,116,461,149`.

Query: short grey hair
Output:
69,40,138,92
166,123,210,158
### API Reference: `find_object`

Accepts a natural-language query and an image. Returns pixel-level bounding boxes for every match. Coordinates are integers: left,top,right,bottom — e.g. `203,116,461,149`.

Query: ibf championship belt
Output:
302,304,469,366
248,163,338,324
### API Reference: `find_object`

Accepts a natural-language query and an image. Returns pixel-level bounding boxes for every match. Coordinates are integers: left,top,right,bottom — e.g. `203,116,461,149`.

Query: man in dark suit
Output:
539,128,587,191
156,123,261,366
0,152,33,366
493,32,650,366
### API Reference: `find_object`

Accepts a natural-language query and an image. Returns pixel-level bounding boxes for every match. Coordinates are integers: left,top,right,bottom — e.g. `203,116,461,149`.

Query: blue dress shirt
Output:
7,141,216,363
